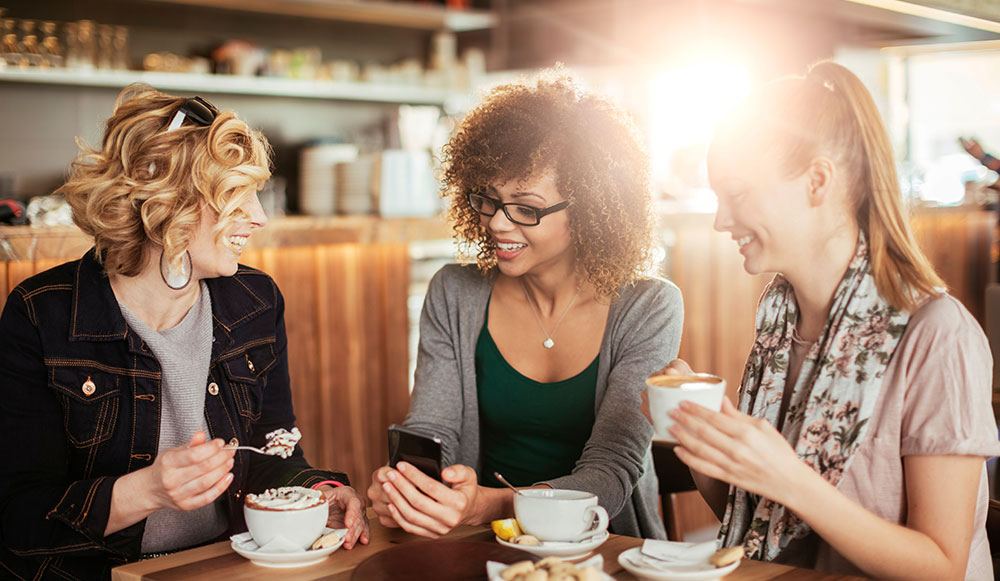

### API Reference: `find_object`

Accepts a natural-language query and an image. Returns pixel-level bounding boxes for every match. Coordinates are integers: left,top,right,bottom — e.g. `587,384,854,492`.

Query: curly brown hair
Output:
441,73,656,298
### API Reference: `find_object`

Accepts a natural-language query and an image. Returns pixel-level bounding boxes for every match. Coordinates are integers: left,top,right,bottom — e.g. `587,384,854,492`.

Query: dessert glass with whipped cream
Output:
243,486,328,550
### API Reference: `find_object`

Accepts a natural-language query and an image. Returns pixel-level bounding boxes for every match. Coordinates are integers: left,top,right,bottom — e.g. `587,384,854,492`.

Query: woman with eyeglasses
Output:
366,74,683,539
0,84,368,580
655,62,999,579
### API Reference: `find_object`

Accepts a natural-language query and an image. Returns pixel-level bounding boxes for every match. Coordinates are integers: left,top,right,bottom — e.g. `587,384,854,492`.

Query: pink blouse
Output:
786,294,1000,580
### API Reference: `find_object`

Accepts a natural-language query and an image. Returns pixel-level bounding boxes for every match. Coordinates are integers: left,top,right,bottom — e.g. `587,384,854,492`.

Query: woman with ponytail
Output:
654,62,1000,579
0,84,367,580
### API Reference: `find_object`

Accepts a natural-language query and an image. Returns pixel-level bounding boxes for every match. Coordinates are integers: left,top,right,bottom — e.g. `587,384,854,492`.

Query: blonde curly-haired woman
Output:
0,85,367,580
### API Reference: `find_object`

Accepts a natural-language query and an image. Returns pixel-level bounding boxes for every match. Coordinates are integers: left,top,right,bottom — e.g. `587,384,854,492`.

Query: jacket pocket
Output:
221,342,277,422
49,368,121,448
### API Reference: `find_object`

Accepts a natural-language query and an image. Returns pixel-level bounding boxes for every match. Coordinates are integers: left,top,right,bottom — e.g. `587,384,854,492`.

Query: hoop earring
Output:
160,250,192,290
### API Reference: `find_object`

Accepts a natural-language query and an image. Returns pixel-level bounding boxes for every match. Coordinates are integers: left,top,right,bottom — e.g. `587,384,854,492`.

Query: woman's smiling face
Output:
481,170,575,278
187,191,268,281
707,142,817,278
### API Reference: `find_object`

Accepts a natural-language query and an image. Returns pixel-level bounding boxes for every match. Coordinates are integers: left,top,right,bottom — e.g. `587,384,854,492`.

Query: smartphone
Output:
387,424,443,482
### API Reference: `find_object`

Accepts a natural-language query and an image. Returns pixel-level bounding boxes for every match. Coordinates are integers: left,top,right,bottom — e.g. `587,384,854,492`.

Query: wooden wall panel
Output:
242,244,411,491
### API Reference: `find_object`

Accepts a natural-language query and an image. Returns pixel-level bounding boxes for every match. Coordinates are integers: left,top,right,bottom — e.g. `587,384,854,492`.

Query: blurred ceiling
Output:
497,0,1000,71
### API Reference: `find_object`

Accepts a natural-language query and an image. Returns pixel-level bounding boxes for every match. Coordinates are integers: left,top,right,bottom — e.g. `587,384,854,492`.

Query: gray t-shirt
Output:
118,282,228,553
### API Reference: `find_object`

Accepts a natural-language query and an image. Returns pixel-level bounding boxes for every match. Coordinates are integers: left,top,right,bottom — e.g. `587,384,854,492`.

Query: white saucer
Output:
230,527,347,568
617,547,739,581
495,530,609,559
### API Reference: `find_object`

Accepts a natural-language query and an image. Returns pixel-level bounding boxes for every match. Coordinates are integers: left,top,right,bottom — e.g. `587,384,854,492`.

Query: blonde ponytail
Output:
712,62,943,312
806,61,943,311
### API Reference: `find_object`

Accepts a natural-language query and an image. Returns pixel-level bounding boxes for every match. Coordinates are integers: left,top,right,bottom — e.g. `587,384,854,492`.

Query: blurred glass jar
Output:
75,19,96,70
0,18,16,68
112,25,128,70
63,21,79,68
16,19,41,68
96,23,112,69
39,21,63,68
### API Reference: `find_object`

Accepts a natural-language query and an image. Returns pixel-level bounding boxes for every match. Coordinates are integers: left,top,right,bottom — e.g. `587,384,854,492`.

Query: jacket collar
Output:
71,250,271,347
70,250,129,341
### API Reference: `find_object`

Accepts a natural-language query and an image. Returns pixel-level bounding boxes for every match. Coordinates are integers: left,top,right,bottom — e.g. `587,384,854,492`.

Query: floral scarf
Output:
719,234,910,561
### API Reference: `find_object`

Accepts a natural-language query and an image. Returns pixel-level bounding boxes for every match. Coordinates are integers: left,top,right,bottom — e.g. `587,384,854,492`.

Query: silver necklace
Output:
520,279,583,349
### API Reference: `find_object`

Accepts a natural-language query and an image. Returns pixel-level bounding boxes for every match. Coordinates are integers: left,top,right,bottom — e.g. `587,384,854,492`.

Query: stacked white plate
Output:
337,154,376,215
299,143,358,216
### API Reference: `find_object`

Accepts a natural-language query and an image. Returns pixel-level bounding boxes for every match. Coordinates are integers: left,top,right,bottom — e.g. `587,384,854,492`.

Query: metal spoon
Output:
493,472,524,495
223,444,269,455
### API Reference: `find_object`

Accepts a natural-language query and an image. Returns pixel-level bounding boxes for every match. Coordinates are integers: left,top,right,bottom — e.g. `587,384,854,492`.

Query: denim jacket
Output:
0,250,348,580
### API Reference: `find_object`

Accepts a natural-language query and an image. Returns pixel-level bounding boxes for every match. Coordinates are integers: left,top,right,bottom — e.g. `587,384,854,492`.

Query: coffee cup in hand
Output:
646,373,726,442
513,489,609,542
243,486,328,550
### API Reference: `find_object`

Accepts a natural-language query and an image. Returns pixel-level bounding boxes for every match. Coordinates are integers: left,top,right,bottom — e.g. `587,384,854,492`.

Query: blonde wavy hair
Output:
441,73,656,298
57,83,272,278
710,61,943,312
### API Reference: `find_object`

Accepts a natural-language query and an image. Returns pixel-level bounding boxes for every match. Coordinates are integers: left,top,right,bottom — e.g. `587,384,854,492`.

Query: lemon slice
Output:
491,518,522,541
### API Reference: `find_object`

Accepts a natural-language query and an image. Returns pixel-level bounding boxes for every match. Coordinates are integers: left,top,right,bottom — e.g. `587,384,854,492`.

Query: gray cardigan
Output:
405,264,683,539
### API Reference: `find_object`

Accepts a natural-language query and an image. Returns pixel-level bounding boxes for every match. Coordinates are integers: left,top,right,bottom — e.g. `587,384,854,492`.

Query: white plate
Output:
617,547,739,581
494,530,609,559
230,527,347,568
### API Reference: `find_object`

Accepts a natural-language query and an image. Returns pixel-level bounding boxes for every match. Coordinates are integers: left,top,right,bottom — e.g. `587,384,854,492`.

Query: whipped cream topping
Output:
245,486,325,510
262,427,301,459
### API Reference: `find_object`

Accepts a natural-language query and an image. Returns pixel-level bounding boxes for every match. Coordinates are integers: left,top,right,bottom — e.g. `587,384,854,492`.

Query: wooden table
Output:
112,516,866,580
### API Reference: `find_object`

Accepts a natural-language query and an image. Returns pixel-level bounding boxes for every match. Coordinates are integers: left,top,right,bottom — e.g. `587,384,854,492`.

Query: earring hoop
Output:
160,250,192,290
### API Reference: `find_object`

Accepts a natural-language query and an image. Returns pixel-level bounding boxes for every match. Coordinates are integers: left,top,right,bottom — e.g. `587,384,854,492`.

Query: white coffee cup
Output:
513,489,609,542
646,373,727,442
243,486,328,550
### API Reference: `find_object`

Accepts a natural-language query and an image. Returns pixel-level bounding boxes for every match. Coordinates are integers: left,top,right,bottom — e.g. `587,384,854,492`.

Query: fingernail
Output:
397,462,407,472
383,482,392,493
387,470,397,481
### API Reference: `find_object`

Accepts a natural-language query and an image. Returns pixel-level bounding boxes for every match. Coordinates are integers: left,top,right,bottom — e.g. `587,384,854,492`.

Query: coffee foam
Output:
245,486,325,511
647,374,724,388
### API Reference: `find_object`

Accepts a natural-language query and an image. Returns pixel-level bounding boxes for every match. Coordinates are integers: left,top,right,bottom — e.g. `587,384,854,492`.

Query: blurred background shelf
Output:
142,0,497,32
0,68,467,105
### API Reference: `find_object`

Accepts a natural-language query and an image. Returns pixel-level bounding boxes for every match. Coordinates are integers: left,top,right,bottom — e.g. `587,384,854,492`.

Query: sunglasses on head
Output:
166,96,219,132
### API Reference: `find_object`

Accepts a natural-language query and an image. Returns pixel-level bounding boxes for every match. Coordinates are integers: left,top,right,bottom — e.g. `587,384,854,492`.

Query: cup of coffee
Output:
513,489,609,542
243,486,328,550
646,373,727,442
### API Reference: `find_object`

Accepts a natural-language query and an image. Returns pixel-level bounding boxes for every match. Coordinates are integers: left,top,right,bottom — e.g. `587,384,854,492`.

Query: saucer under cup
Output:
646,374,726,443
514,489,609,542
244,501,328,550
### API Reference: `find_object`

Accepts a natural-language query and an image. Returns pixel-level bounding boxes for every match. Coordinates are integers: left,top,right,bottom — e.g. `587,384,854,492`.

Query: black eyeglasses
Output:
467,192,569,226
166,96,219,131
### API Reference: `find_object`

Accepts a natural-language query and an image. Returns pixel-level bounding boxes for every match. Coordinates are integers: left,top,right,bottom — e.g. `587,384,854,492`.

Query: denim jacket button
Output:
207,382,219,396
82,377,96,396
229,438,239,447
246,355,255,373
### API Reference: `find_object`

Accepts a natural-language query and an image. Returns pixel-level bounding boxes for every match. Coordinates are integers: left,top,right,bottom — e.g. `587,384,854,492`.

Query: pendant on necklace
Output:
543,338,555,349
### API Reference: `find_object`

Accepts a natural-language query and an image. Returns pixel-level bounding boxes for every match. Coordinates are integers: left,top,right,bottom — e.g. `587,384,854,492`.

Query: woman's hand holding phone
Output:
370,462,486,537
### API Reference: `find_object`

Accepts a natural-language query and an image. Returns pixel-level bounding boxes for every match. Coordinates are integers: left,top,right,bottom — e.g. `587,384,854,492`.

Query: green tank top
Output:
476,298,598,488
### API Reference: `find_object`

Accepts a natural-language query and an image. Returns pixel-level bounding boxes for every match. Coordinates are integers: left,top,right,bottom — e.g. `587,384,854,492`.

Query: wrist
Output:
981,153,997,168
468,486,511,525
778,462,829,514
114,469,161,516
